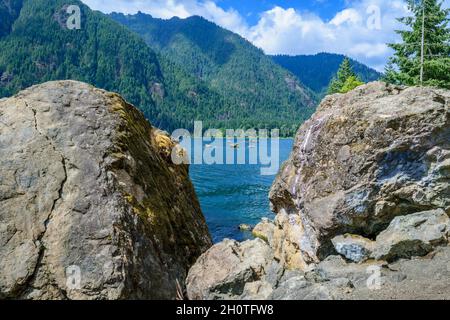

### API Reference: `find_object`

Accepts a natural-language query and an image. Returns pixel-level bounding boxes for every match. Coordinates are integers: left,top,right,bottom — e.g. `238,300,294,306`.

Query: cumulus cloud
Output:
244,0,410,71
81,0,449,71
330,8,363,26
82,0,247,31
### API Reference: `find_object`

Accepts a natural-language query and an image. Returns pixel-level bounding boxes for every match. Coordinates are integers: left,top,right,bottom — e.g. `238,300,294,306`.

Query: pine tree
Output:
387,0,450,88
328,58,364,94
382,59,401,84
340,76,364,93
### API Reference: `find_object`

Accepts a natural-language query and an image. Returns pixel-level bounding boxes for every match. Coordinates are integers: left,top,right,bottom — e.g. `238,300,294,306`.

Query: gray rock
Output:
240,281,273,300
270,275,336,300
315,255,386,288
272,246,450,301
279,269,305,284
270,276,311,300
372,209,450,261
264,260,285,288
0,81,212,299
269,82,450,269
345,246,450,300
332,234,375,263
186,238,273,300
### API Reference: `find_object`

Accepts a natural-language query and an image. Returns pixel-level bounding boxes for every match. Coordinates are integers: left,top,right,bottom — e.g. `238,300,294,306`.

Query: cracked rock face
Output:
0,81,212,299
269,82,450,269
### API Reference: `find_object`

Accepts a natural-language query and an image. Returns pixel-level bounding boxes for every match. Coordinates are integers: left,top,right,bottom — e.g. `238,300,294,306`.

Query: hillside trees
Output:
328,58,364,94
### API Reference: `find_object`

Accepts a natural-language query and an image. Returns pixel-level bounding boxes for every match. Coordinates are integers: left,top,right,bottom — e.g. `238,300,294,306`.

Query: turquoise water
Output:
188,139,294,243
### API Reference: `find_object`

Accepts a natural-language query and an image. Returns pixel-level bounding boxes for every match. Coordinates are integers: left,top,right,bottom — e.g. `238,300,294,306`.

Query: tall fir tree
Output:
382,59,401,84
387,0,450,88
328,58,364,94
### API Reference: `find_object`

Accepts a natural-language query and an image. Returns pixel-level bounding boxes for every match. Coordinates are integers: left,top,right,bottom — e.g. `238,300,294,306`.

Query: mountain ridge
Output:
271,53,382,97
0,0,262,134
111,11,318,136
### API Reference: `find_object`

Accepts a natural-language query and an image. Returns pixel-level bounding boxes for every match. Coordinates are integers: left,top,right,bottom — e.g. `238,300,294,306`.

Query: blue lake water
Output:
188,139,294,243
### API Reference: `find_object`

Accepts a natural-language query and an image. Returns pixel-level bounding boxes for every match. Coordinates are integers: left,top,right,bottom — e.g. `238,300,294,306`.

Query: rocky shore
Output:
0,81,448,300
186,82,450,300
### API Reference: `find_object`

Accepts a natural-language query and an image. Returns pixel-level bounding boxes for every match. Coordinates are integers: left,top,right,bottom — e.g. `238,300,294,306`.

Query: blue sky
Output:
216,0,348,23
82,0,450,71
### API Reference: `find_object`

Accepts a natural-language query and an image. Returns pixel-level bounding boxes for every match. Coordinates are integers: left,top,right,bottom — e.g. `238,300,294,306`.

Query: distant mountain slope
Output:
0,0,160,118
272,53,382,97
0,0,23,37
111,12,318,136
0,0,248,133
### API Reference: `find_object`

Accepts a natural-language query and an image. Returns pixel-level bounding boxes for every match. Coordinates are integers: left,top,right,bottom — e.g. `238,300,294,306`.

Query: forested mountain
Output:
110,12,318,136
272,53,381,97
0,0,242,132
0,0,23,37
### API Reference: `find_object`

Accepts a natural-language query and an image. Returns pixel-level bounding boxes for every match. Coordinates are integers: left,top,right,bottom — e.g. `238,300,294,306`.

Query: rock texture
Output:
372,209,450,261
269,82,449,269
186,239,273,300
331,234,374,263
252,218,275,245
0,81,212,300
187,243,450,300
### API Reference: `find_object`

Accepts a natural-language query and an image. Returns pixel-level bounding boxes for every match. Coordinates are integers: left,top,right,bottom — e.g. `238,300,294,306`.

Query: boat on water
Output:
229,143,240,149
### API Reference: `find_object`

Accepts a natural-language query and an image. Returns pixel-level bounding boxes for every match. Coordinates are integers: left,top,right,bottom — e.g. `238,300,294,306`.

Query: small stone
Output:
240,281,273,300
264,260,284,287
239,224,252,231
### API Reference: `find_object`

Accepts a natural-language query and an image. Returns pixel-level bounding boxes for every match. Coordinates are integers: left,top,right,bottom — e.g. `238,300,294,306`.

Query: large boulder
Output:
372,209,450,261
186,239,273,300
0,81,212,299
269,82,450,269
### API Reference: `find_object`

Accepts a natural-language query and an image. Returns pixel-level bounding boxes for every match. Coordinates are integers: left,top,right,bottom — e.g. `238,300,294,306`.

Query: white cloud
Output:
83,0,249,34
330,9,363,26
81,0,447,71
242,0,410,71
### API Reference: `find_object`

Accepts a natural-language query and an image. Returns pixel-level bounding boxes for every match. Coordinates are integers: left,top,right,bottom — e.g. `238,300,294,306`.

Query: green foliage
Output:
0,1,320,137
0,0,23,37
111,12,318,137
387,0,450,88
0,0,305,136
271,53,381,97
327,58,364,94
382,58,401,84
0,0,162,120
339,76,364,93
